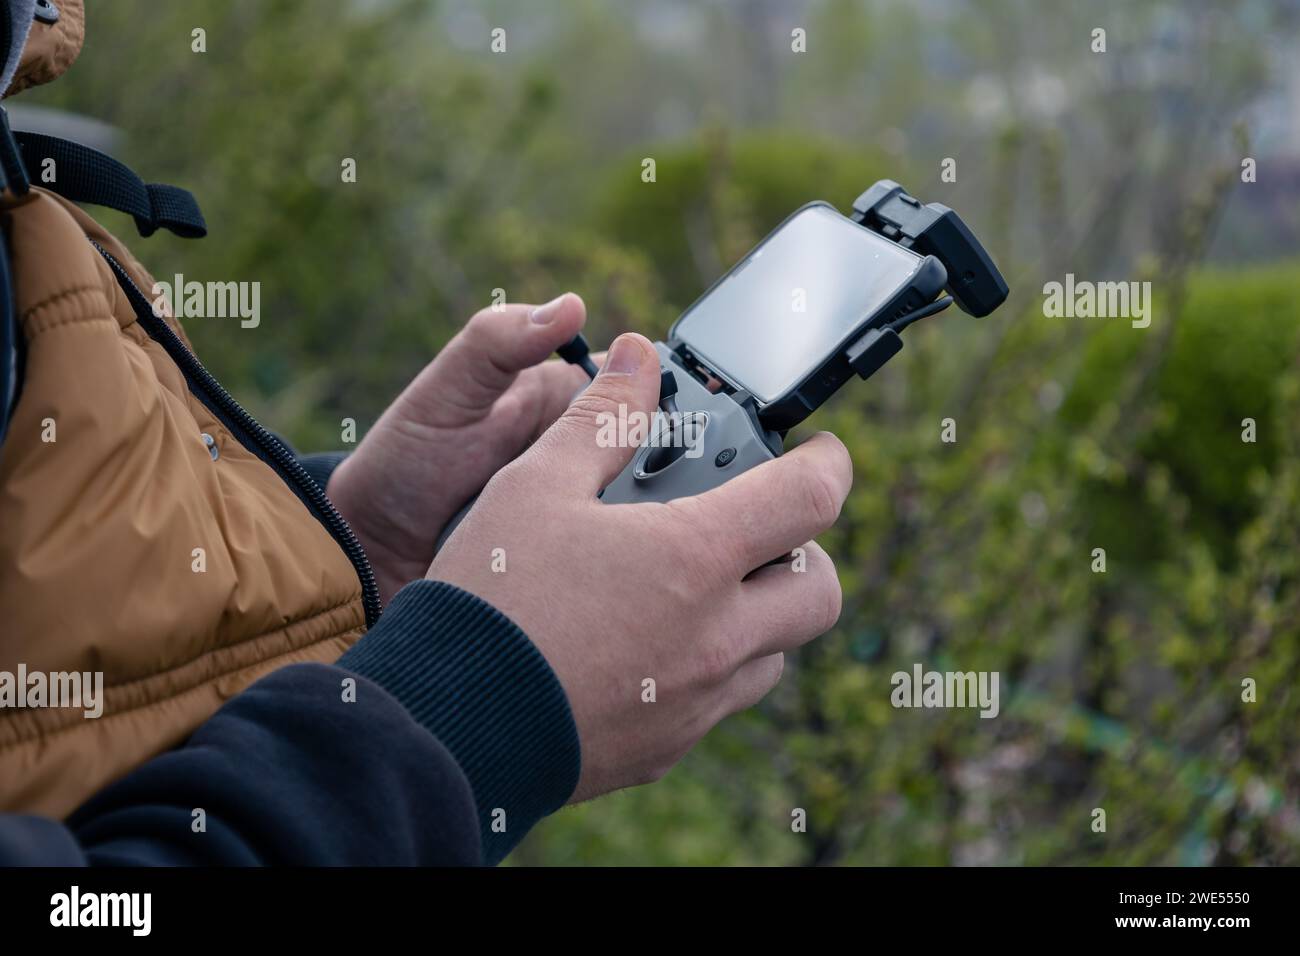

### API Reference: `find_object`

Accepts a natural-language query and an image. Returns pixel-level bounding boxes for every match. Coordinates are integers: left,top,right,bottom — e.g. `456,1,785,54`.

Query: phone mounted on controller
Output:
434,180,1007,549
568,179,1009,507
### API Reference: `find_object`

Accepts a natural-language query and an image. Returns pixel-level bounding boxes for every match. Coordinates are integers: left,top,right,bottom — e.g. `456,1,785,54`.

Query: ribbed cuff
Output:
337,579,581,864
296,451,350,495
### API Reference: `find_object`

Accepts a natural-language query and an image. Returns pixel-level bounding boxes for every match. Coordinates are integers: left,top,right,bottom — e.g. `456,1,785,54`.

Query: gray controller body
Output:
434,342,782,551
600,342,781,504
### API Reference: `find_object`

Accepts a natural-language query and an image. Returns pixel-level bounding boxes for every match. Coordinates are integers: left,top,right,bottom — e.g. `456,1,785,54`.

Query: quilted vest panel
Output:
0,188,367,817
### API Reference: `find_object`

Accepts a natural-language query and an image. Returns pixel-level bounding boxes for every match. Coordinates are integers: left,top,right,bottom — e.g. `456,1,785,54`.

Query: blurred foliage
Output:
23,0,1300,864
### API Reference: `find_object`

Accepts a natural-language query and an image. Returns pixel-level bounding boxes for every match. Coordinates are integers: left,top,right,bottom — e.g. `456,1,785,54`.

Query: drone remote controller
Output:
435,180,1006,548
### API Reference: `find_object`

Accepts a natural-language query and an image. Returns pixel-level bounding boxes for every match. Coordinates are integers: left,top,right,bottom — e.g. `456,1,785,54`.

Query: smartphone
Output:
669,202,947,429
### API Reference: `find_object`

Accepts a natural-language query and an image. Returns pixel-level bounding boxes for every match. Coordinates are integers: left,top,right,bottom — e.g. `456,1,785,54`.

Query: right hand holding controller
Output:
428,332,853,803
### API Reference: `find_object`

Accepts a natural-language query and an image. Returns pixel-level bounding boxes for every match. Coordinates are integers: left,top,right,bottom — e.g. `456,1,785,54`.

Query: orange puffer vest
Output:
0,1,373,817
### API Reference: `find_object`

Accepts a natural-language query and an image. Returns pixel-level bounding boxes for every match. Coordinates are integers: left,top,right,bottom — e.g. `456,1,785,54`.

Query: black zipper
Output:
91,240,382,627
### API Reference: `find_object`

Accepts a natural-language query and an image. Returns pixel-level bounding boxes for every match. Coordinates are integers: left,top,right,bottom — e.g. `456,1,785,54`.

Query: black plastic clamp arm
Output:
851,180,1007,317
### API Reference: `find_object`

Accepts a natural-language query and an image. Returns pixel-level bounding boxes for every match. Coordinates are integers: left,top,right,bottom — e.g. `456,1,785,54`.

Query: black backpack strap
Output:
0,224,18,450
0,108,25,451
10,129,207,239
0,106,29,198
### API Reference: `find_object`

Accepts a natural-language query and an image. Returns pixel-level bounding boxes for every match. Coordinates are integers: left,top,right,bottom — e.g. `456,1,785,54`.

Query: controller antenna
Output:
557,333,599,379
658,368,679,417
556,334,680,416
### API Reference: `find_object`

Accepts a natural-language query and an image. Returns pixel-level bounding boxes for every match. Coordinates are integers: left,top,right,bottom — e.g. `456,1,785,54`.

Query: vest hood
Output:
2,0,83,98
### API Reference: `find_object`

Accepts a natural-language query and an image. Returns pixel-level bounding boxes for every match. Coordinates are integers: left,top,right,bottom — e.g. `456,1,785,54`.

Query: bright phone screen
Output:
672,204,923,403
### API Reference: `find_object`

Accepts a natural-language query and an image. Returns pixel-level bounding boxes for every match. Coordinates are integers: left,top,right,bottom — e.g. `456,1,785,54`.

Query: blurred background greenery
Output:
20,0,1300,864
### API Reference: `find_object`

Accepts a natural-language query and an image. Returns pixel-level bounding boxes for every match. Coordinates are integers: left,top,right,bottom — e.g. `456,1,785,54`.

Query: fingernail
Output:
603,334,644,375
530,294,566,325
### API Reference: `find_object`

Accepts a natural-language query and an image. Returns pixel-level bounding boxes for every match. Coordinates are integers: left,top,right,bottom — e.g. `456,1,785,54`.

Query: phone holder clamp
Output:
851,180,1007,317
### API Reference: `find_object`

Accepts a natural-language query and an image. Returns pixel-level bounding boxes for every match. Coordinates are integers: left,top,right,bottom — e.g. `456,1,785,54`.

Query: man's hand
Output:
327,294,595,603
430,333,852,802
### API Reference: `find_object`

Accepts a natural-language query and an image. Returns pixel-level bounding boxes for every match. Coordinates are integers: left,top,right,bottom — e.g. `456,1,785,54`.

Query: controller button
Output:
715,447,737,468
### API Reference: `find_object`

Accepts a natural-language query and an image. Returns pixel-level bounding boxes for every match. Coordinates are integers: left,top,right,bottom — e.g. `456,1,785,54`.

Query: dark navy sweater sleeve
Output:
0,580,581,866
296,450,349,494
0,663,478,865
339,580,582,863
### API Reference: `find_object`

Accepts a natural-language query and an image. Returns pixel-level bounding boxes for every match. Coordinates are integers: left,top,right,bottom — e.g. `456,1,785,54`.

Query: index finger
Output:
686,431,853,576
